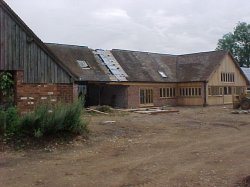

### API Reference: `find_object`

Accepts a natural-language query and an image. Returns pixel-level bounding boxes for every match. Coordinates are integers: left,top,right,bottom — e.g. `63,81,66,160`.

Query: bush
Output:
0,109,6,134
19,100,88,138
5,107,20,134
0,107,19,135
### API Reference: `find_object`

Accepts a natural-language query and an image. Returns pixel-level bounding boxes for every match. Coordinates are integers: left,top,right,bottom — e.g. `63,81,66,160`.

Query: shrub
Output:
19,100,88,138
0,107,19,135
0,72,14,107
0,109,6,134
5,107,20,134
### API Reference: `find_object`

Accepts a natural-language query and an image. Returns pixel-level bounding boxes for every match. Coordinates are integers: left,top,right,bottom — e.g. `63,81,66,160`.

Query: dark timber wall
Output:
0,1,72,83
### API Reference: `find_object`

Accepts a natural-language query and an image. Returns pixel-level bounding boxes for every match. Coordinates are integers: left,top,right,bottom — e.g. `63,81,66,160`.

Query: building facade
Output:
0,0,77,112
48,45,249,109
1,0,248,111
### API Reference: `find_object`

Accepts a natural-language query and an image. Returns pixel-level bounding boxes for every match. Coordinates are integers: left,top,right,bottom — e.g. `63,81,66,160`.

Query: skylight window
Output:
158,71,167,78
77,60,89,69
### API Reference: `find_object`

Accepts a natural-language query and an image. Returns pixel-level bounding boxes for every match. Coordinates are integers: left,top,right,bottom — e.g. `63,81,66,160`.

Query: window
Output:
160,87,176,98
77,60,90,69
219,87,223,95
140,89,153,105
208,87,212,96
224,86,233,95
179,87,202,97
221,72,235,82
209,86,234,96
209,87,220,96
235,87,245,95
158,71,167,78
224,87,228,95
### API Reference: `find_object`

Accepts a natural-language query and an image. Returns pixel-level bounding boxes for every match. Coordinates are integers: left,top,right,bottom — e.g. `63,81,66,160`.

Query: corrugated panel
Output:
241,68,250,81
94,49,128,81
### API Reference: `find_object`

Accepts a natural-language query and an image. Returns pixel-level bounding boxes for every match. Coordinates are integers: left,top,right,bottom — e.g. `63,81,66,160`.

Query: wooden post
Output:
98,85,101,106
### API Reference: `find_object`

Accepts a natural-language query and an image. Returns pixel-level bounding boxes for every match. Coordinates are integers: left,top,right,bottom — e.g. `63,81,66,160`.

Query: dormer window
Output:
77,60,90,69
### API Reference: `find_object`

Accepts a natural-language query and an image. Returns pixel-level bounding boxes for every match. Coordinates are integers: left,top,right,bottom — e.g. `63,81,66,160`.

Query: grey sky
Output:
4,0,250,54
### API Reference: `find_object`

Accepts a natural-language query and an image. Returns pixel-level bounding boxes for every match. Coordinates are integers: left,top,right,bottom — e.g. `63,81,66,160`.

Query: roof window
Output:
158,71,167,78
77,60,90,69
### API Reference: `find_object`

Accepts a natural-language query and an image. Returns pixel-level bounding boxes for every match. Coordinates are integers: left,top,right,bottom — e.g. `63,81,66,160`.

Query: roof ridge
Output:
112,49,176,57
46,42,89,48
177,50,227,57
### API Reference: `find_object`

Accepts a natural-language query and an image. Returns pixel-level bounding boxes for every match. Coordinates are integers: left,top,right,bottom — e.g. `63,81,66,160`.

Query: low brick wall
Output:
14,71,77,113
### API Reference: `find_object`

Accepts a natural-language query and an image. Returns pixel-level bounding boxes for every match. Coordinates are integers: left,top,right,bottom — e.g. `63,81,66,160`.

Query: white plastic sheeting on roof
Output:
241,67,250,81
94,49,128,81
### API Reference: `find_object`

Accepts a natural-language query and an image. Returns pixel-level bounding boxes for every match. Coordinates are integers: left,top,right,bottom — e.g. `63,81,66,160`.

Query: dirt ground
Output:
1,106,250,187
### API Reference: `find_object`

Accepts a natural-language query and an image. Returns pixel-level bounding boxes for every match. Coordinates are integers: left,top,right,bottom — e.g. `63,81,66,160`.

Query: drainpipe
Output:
203,81,208,106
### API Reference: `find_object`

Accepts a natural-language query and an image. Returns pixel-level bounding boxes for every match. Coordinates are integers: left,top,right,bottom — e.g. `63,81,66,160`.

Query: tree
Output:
216,22,250,67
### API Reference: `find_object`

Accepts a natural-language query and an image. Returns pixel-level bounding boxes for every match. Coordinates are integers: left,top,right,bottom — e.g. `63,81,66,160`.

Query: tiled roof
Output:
46,43,110,82
111,50,177,82
47,43,247,84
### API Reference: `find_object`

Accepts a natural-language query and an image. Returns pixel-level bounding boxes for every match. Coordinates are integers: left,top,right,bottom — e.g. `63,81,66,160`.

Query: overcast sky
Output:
4,0,250,54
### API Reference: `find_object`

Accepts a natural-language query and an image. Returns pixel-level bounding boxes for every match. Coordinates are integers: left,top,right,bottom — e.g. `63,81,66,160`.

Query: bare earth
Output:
1,106,250,187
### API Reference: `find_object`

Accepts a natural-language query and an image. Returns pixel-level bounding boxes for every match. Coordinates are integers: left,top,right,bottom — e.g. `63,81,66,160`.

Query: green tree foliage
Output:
0,72,14,107
216,22,250,67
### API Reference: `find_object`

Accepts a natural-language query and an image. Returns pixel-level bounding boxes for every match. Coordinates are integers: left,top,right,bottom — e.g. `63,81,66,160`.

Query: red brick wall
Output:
14,71,76,113
127,86,140,108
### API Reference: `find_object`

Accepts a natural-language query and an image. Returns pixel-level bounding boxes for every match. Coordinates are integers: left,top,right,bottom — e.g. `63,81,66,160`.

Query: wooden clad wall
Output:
0,5,71,83
208,54,247,86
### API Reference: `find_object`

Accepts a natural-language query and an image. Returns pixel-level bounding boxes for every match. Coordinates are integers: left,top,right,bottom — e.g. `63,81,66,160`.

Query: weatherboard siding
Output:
176,82,204,106
207,54,247,105
0,5,71,83
208,54,247,86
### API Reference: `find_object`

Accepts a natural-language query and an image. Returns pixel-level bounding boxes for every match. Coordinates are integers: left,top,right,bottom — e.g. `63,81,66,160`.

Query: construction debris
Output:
113,107,179,114
134,109,179,115
86,106,179,115
86,108,109,115
231,110,250,114
100,121,116,125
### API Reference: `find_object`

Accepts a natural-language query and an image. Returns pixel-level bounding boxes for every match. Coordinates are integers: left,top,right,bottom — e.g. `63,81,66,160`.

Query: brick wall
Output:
127,85,177,108
127,86,140,108
14,71,76,113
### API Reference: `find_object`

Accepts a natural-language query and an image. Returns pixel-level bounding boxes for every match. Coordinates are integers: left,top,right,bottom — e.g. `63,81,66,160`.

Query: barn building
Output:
48,44,249,108
0,0,78,112
0,0,249,111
